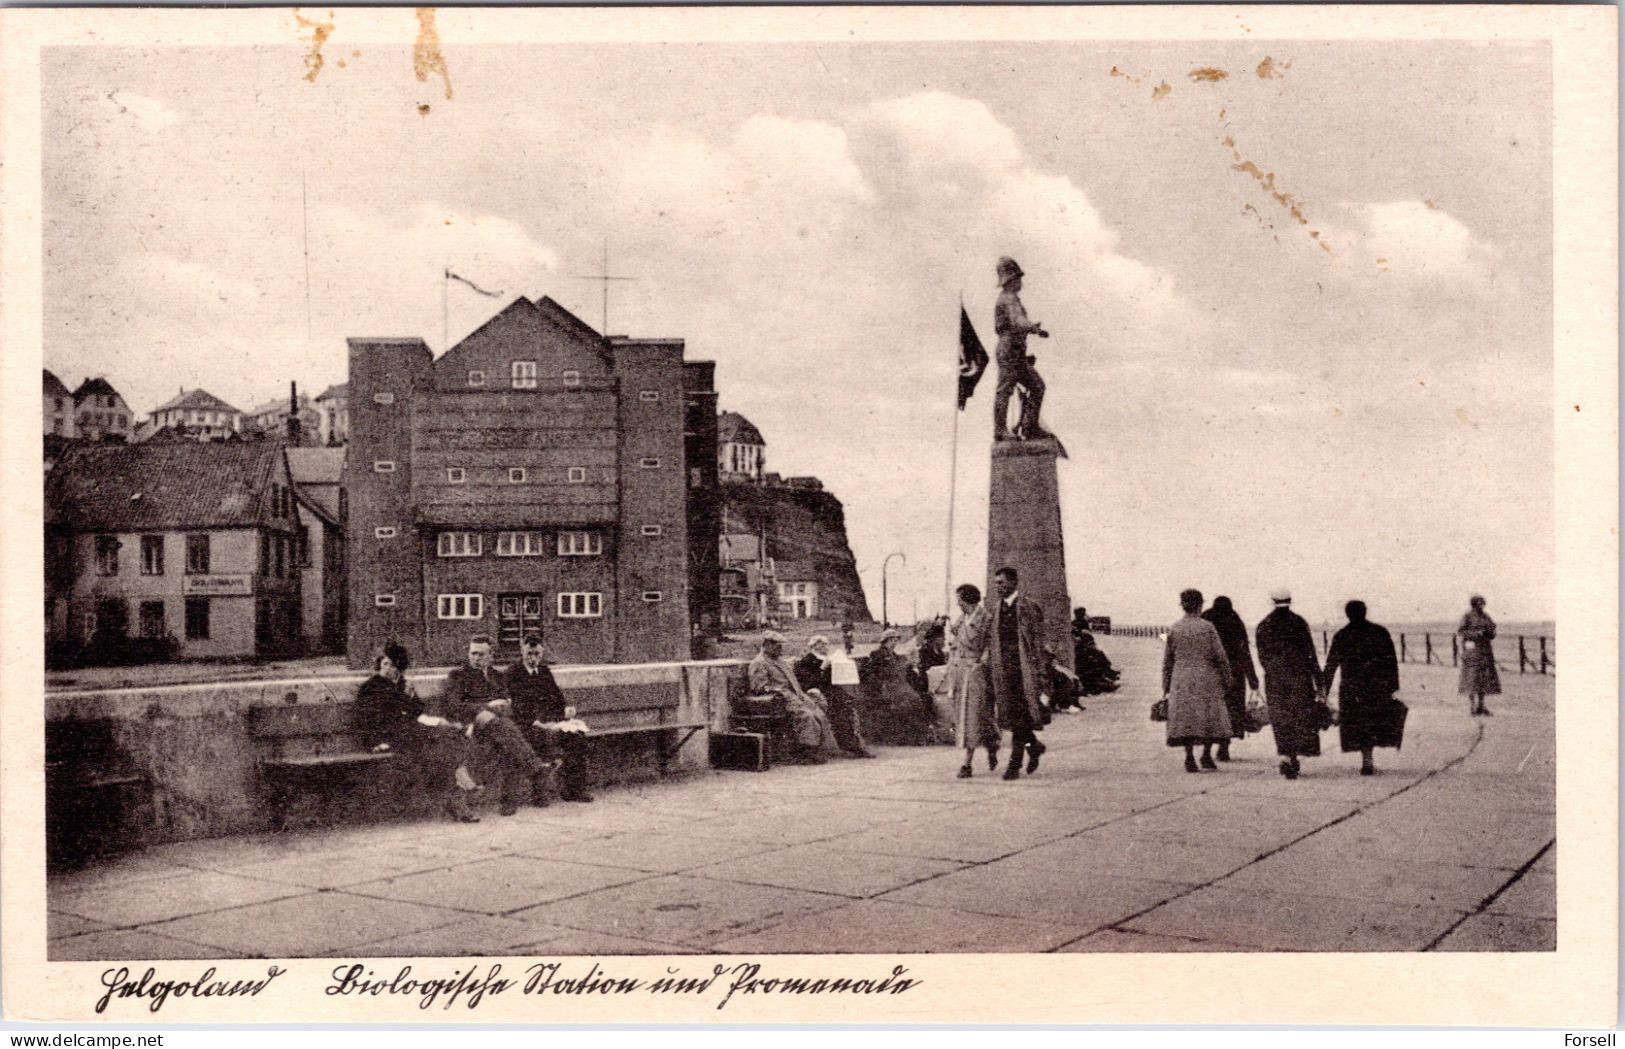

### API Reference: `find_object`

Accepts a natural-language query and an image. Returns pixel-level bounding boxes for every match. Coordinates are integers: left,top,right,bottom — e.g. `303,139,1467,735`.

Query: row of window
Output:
460,361,665,399
95,531,307,578
92,596,210,640
370,591,659,618
370,462,660,479
269,482,294,518
435,529,603,558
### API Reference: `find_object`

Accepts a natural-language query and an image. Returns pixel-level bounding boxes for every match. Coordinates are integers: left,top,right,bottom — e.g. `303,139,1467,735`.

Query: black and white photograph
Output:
2,4,1615,1027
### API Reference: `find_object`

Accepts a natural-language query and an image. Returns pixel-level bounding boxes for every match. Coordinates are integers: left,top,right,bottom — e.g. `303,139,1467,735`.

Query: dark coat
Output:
353,673,424,750
1203,605,1260,738
1255,606,1323,757
438,664,508,723
988,595,1047,731
794,651,833,693
1324,620,1402,752
505,663,569,726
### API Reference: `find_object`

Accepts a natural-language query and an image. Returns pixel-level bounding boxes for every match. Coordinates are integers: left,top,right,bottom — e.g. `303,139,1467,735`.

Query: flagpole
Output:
442,264,449,352
945,292,963,618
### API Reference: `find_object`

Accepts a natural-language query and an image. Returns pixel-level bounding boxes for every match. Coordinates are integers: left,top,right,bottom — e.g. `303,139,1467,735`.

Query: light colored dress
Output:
1162,614,1234,746
1457,609,1503,695
947,605,1000,750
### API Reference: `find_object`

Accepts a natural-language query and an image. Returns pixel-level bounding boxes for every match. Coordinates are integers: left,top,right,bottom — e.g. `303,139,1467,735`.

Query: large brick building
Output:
345,294,717,668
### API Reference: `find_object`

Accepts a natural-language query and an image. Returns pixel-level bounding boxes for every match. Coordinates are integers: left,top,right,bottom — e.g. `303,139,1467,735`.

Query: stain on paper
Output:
1256,56,1291,79
1109,65,1144,86
414,8,454,100
1223,134,1333,256
1189,67,1229,82
1151,81,1171,102
295,10,335,84
418,103,432,117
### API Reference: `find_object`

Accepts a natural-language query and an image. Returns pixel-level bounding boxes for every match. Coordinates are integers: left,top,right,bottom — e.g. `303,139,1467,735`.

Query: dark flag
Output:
957,307,989,410
445,268,504,298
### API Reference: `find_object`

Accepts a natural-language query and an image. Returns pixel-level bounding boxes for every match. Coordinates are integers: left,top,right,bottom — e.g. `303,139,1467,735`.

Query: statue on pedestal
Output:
991,255,1052,442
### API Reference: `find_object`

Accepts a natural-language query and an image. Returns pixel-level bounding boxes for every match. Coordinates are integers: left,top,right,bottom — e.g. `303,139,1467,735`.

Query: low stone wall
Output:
46,659,746,851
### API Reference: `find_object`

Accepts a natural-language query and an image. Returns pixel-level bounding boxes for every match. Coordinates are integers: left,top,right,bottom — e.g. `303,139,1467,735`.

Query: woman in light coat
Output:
946,584,1000,777
1163,589,1234,773
1457,595,1502,717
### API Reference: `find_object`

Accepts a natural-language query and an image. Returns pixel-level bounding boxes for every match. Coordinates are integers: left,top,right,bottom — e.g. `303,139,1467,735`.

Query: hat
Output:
807,634,829,650
761,630,787,645
879,628,903,643
996,256,1024,284
1270,588,1292,603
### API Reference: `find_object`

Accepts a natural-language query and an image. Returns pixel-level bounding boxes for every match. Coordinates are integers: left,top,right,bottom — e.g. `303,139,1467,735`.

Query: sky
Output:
41,35,1554,629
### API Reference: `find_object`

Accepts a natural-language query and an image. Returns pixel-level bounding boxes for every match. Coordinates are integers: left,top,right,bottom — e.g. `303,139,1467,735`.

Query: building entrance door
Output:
497,593,546,654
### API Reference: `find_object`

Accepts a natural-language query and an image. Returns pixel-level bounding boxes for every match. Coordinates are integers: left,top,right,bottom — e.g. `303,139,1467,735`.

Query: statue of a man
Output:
991,256,1051,441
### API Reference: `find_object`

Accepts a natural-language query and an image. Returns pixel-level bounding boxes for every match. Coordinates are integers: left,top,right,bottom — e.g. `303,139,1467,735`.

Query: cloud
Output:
1325,199,1497,281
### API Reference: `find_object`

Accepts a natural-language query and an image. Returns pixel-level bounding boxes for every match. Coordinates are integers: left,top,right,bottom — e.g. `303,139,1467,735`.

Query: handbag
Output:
1311,699,1337,732
1243,691,1270,732
1150,698,1169,722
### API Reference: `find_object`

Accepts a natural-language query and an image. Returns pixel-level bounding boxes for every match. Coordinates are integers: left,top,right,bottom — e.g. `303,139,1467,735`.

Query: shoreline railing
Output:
1107,626,1555,675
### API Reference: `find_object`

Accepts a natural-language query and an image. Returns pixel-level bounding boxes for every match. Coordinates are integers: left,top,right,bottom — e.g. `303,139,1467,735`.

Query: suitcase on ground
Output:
709,731,770,771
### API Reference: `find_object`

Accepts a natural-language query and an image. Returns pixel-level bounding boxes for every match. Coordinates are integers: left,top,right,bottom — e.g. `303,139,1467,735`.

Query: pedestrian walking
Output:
987,566,1048,779
1201,595,1259,761
1457,595,1502,717
1255,589,1325,780
1163,589,1234,773
946,584,1000,777
1322,601,1403,775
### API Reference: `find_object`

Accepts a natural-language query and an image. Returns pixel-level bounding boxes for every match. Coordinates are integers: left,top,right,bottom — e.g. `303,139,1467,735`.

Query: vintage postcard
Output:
0,4,1615,1027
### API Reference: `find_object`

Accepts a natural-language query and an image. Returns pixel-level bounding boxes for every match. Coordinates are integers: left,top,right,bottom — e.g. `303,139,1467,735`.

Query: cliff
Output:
722,480,873,623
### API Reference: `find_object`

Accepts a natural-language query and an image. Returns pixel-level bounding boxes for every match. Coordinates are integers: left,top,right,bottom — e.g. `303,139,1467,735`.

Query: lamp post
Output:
882,551,906,627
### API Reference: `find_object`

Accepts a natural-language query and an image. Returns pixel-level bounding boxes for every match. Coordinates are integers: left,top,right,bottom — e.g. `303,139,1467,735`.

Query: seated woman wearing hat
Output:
354,641,481,822
861,629,942,746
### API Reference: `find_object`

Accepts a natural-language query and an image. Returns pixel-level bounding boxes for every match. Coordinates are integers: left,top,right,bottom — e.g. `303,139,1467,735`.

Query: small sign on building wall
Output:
182,574,253,596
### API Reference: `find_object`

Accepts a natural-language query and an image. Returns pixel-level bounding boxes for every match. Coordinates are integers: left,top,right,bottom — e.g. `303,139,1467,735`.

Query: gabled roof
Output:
293,484,340,529
43,370,70,397
285,446,345,485
315,383,348,401
72,377,121,404
150,388,242,416
46,442,283,531
718,411,765,446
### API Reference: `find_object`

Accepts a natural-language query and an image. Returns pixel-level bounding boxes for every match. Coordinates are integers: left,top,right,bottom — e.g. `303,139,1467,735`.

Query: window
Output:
53,419,62,435
639,390,660,403
640,524,663,536
274,533,286,578
437,531,481,557
116,415,125,428
139,601,165,639
446,467,466,484
140,535,164,575
496,531,546,557
373,460,396,473
557,530,602,556
562,369,581,387
260,532,271,574
690,468,704,488
512,361,539,389
374,526,398,539
639,457,661,469
642,591,663,603
557,592,603,618
437,593,485,620
94,535,119,576
184,597,210,640
508,467,527,484
270,483,283,517
467,370,486,387
373,392,395,405
55,397,63,410
567,467,587,484
374,594,397,608
300,526,311,567
186,533,210,573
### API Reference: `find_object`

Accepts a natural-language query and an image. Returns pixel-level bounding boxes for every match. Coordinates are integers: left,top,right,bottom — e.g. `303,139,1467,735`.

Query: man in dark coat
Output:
1071,607,1120,696
435,634,545,816
352,641,479,822
1254,589,1324,780
1322,600,1402,775
988,566,1048,778
1201,595,1260,762
794,636,874,757
505,635,593,803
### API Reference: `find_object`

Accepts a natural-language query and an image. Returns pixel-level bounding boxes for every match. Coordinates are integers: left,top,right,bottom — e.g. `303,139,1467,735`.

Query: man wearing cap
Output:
992,255,1051,441
749,631,837,763
1254,589,1325,779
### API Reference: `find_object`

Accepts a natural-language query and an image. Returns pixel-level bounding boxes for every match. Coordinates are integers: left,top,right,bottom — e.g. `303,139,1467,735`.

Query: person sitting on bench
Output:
749,631,837,763
353,640,479,823
436,634,548,817
505,634,594,804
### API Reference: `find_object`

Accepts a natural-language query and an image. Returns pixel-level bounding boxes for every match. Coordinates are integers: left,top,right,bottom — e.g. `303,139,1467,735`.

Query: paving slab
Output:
510,874,846,950
880,861,1190,930
1485,871,1557,920
682,797,958,846
1217,853,1511,912
345,915,591,957
150,891,466,957
1056,928,1273,953
1123,885,1466,952
1301,812,1553,871
528,831,785,874
508,929,695,956
49,928,247,961
218,841,471,889
48,853,200,895
344,855,652,915
48,911,113,940
692,845,966,898
824,810,1098,864
710,899,1091,954
1014,834,1266,884
1433,913,1557,952
52,870,306,928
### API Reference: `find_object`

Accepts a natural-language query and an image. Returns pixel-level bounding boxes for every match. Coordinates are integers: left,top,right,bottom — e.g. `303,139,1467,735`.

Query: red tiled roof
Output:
46,442,282,531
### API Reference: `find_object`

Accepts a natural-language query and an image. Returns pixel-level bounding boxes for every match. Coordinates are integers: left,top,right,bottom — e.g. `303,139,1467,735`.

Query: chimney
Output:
287,381,301,444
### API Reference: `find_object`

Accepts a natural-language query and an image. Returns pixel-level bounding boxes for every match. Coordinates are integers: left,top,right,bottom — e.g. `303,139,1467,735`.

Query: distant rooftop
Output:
151,388,243,416
718,411,764,446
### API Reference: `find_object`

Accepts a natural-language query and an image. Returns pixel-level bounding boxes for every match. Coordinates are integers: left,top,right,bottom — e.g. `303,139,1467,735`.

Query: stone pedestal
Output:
987,438,1073,669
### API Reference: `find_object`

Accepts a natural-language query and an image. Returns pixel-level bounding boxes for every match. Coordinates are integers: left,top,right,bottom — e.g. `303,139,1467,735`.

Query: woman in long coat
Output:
1323,600,1402,775
946,584,999,777
1201,595,1259,762
1457,595,1501,717
1163,589,1234,773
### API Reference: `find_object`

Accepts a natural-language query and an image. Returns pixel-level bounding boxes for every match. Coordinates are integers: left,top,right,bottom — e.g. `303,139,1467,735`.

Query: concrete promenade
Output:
48,638,1555,957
